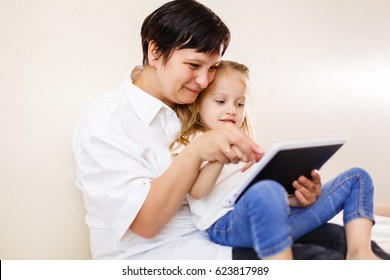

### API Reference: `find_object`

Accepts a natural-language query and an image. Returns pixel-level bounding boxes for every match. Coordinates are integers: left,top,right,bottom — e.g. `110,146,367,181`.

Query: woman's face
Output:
151,48,222,108
198,69,248,130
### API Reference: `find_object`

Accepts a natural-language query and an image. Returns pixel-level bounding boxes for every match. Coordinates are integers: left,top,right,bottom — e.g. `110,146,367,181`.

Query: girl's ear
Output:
147,41,160,67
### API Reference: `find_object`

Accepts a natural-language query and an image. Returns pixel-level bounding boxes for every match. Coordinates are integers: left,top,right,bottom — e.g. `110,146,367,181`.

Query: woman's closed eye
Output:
188,63,200,69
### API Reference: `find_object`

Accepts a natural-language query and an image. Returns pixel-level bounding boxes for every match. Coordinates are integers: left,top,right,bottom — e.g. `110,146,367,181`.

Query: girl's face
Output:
150,47,221,108
198,69,248,130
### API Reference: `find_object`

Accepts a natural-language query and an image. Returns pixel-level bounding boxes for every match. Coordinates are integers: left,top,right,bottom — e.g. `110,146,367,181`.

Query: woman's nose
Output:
195,70,210,89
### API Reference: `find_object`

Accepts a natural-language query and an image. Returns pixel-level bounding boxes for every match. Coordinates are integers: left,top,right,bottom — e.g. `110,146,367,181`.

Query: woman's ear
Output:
147,41,160,67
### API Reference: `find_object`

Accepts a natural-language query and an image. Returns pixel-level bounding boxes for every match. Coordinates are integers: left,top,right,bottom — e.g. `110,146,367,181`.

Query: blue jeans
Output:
207,167,375,258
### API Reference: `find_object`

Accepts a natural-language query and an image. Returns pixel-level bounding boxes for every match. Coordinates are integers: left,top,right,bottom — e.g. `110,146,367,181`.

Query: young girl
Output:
171,60,381,260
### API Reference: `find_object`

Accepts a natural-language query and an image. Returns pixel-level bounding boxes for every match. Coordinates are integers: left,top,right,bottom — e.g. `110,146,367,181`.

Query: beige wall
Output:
0,0,389,259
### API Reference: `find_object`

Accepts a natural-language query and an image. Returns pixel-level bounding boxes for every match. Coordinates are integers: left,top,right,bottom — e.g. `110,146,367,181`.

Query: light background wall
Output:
0,0,389,259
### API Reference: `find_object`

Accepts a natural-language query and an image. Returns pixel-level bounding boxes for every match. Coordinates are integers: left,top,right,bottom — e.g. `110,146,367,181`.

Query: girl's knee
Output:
242,180,289,220
347,167,370,178
245,180,288,206
342,167,374,193
347,167,373,184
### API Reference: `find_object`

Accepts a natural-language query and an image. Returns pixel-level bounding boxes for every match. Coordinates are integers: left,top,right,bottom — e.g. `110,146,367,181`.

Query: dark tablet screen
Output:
235,143,344,202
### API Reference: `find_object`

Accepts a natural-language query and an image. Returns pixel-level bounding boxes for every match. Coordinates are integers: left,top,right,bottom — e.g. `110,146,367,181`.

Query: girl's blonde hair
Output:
170,60,254,151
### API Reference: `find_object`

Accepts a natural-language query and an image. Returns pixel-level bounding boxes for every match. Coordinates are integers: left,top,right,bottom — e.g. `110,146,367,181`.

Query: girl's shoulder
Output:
171,131,203,155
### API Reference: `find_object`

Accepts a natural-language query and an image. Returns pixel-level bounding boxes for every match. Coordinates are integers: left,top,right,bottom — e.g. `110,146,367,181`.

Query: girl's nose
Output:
227,104,237,115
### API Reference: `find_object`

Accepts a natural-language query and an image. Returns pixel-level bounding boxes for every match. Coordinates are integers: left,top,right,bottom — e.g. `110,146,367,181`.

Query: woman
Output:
74,0,350,259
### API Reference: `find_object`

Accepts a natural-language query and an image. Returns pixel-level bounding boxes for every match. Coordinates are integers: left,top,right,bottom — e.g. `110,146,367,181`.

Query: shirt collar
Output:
123,72,176,126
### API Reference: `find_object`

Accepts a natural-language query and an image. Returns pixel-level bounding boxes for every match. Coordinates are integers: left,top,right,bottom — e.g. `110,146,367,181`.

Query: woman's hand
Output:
188,123,264,166
289,169,322,207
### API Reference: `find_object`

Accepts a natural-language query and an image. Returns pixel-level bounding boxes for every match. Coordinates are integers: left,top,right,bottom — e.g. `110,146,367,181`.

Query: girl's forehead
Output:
214,70,249,87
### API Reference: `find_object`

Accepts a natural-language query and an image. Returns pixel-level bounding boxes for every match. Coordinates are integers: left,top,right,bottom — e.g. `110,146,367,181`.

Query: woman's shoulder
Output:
76,86,132,136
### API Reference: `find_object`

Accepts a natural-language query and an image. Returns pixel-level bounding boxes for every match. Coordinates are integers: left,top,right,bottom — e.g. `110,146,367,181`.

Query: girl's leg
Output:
345,219,379,259
375,203,390,217
288,167,378,259
207,180,293,259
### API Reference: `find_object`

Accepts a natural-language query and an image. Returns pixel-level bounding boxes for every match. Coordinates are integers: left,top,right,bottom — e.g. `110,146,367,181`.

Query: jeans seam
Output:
257,236,293,257
290,170,366,216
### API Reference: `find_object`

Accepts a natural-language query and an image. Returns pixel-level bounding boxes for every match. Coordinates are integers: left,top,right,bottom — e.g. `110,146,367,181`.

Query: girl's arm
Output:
189,161,224,199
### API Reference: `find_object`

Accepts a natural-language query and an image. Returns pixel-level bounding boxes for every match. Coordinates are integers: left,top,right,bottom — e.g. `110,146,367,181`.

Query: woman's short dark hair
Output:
141,0,231,66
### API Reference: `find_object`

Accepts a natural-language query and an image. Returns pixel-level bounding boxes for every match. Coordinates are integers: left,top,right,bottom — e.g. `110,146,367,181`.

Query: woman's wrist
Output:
184,140,205,164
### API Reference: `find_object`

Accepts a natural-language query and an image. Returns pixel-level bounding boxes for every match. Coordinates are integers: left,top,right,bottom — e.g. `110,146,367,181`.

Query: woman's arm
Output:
130,124,263,239
188,161,224,199
130,146,203,238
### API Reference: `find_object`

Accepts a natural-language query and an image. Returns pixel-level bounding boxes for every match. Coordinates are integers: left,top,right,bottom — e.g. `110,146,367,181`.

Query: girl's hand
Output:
188,123,263,165
290,169,322,207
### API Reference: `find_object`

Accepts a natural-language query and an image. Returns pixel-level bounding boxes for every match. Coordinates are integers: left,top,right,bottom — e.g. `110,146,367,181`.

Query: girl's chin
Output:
215,122,240,129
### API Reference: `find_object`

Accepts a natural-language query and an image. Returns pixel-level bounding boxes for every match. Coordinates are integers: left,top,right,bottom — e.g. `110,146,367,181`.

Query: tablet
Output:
227,137,347,205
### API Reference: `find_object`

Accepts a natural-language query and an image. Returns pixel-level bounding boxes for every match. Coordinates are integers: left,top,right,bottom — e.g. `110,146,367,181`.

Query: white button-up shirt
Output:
73,72,231,259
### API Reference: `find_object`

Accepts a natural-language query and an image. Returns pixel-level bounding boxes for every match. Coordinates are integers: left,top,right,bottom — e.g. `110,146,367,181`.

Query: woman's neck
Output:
133,67,175,109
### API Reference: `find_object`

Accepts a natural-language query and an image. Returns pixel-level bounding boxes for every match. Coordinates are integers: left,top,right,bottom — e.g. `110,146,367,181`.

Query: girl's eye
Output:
237,103,245,107
215,100,225,104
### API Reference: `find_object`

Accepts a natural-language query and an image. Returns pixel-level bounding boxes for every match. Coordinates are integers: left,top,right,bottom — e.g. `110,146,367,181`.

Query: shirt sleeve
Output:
74,108,154,242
